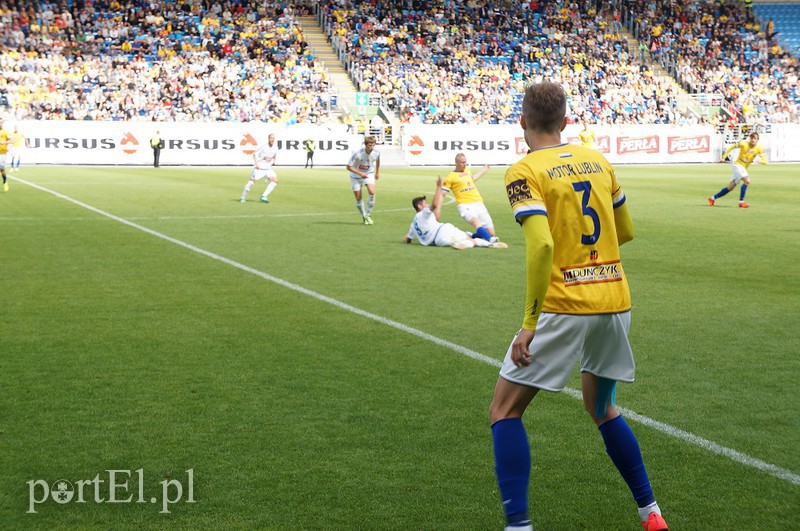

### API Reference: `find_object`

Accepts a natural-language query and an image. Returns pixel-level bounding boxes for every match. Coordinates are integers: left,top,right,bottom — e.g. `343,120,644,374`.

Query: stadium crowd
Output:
319,0,689,125
0,0,331,122
620,0,798,124
0,0,796,126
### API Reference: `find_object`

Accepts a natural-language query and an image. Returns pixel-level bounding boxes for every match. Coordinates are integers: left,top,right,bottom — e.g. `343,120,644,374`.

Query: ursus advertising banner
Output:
9,121,359,166
402,124,723,165
7,120,795,165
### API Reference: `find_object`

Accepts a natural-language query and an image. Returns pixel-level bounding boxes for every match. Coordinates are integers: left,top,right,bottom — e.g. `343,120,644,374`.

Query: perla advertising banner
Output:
402,124,723,165
10,121,360,166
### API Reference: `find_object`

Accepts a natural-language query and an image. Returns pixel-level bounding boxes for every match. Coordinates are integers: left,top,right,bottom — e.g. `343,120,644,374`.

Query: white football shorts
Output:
350,173,376,191
730,163,749,184
432,223,472,248
456,202,494,228
251,168,277,181
0,153,6,169
499,311,635,392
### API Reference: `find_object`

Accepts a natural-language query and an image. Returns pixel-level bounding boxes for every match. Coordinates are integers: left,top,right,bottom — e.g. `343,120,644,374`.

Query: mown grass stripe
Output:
16,175,800,487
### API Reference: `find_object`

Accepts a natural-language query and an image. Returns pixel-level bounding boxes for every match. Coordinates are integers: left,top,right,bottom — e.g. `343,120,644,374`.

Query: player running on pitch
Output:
708,132,767,208
346,136,381,225
240,134,279,203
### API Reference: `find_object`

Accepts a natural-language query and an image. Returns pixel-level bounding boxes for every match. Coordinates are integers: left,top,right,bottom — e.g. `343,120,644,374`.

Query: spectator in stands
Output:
318,0,687,125
620,0,799,124
0,1,332,124
2,0,795,127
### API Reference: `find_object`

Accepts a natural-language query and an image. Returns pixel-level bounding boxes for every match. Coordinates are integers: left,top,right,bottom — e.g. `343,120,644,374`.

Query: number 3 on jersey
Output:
572,181,600,245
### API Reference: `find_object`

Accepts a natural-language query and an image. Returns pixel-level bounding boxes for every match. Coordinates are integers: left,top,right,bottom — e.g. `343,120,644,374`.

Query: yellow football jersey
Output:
442,169,483,204
579,129,596,147
730,140,766,169
11,131,25,148
505,143,631,314
0,129,10,155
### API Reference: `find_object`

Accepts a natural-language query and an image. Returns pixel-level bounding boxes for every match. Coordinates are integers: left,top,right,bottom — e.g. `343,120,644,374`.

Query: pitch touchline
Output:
0,207,411,222
16,176,800,487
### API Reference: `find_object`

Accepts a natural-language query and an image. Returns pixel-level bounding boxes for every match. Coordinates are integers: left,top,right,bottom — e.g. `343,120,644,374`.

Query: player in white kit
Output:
403,177,507,250
346,136,381,224
240,134,279,203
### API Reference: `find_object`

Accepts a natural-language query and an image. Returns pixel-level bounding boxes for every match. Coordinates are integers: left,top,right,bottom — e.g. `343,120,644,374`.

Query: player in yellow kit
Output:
488,81,668,531
709,132,767,208
9,126,27,172
0,119,11,192
442,153,501,242
578,121,596,148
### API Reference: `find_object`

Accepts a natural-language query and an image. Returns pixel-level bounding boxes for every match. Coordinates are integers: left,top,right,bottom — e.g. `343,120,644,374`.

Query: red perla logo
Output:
668,135,710,154
617,136,659,154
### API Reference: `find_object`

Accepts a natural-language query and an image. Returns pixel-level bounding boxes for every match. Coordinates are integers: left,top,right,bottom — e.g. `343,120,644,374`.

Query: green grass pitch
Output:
0,162,798,530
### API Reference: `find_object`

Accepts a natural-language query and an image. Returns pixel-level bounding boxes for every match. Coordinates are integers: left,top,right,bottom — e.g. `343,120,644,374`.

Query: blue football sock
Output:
713,187,730,199
599,416,655,508
474,226,493,241
739,184,748,201
492,418,531,526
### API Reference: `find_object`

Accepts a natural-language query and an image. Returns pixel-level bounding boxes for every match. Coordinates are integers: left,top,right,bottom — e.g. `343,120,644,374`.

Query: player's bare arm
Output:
431,176,444,221
473,164,491,181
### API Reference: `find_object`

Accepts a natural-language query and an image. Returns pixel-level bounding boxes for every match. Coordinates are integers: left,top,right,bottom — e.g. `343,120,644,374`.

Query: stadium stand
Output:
0,1,332,122
316,0,690,125
752,2,800,59
0,0,795,127
619,0,799,125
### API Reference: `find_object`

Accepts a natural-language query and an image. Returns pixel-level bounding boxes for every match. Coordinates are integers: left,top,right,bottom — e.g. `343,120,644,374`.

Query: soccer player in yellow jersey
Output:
709,132,767,208
9,126,27,172
0,119,11,192
578,120,596,148
488,82,669,531
442,153,501,242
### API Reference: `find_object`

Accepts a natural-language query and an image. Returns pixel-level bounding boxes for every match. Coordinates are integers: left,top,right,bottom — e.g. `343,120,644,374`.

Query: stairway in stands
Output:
298,15,357,115
616,25,697,118
297,15,407,163
620,27,675,79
